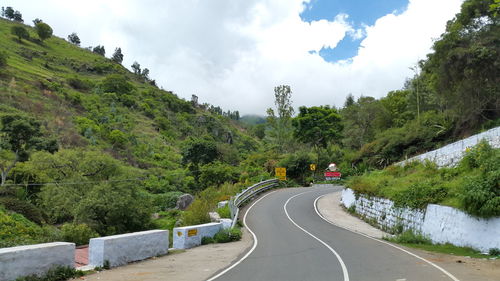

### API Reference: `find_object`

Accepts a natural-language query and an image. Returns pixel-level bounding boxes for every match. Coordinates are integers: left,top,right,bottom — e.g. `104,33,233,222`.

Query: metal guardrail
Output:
229,179,279,227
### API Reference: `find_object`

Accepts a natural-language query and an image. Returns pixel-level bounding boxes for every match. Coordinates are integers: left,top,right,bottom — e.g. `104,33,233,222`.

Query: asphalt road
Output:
210,186,459,281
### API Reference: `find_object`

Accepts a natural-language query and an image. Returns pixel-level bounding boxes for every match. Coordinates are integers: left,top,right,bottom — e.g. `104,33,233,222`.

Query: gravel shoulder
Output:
77,227,252,281
317,190,500,281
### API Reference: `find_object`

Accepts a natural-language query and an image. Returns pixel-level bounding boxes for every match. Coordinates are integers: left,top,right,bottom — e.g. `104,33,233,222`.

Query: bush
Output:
213,227,241,243
0,208,43,247
0,197,45,224
151,192,183,211
201,236,215,245
387,230,431,245
0,51,7,67
61,223,99,246
15,266,83,281
101,74,135,95
216,204,231,219
489,248,500,256
393,181,448,209
66,76,93,91
462,171,500,217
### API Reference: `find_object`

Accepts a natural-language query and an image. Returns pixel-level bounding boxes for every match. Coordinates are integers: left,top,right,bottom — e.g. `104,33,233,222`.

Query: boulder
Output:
176,194,194,210
209,212,221,222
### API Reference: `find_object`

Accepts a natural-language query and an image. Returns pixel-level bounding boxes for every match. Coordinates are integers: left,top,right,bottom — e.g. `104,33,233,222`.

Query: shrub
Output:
489,248,500,256
181,198,211,226
66,76,93,91
216,204,231,219
0,208,43,247
213,227,241,243
151,192,183,211
201,236,215,245
61,223,99,246
393,181,448,209
0,51,7,67
101,74,135,95
387,230,431,245
0,197,45,224
15,265,83,281
462,171,500,217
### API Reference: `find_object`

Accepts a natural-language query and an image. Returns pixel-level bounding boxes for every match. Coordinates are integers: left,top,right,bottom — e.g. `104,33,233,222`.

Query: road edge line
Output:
206,190,277,281
313,193,460,281
284,191,350,281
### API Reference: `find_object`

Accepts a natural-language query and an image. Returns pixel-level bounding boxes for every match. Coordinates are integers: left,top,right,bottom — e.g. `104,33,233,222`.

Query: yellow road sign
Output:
275,167,286,181
310,164,316,171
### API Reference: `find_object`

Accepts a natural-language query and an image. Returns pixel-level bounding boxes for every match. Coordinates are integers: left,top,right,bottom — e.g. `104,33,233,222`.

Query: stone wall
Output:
0,242,75,281
398,126,500,167
341,188,500,252
89,230,169,267
341,188,425,233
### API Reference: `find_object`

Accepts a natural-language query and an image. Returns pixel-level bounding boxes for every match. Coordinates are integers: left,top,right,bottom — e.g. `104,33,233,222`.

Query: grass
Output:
384,230,496,259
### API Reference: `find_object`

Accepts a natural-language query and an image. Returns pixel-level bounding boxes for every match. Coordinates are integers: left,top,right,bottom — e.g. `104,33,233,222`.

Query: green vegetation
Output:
14,266,84,281
347,141,499,217
385,230,489,259
0,0,498,248
201,227,242,245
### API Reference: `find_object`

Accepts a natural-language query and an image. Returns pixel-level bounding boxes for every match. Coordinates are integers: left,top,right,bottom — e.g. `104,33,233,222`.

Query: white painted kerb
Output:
89,229,169,267
0,242,75,281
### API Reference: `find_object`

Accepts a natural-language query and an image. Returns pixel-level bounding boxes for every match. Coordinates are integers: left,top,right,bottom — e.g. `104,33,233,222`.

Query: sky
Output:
2,0,464,115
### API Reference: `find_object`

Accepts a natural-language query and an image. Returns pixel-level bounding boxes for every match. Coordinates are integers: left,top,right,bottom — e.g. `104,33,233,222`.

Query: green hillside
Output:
0,17,267,246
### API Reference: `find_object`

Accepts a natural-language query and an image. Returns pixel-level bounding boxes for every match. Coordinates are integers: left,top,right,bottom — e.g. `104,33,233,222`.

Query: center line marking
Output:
284,191,350,281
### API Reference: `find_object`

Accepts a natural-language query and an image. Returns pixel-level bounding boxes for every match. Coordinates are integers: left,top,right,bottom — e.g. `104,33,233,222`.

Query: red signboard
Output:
324,171,341,180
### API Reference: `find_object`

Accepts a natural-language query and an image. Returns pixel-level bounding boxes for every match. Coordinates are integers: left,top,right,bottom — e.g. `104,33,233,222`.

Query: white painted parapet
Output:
0,242,75,281
173,222,222,249
398,126,500,167
89,230,169,267
341,188,500,252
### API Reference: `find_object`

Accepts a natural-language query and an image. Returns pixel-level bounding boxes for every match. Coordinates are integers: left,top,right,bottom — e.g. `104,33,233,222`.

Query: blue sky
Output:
301,0,409,62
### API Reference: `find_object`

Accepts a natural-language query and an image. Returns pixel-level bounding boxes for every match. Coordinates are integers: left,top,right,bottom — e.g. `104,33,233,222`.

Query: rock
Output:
209,212,221,222
217,200,228,209
220,218,232,229
176,194,194,210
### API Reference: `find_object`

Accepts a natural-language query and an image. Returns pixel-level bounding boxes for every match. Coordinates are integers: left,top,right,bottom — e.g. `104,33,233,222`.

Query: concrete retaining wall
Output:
341,188,500,252
89,230,169,267
398,126,500,167
0,242,75,281
173,222,222,249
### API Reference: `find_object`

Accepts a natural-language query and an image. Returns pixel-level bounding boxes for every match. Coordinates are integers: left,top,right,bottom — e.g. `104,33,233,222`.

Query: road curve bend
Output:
210,186,458,281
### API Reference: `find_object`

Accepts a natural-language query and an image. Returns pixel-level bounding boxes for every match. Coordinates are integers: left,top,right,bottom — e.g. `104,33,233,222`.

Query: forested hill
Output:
0,16,263,246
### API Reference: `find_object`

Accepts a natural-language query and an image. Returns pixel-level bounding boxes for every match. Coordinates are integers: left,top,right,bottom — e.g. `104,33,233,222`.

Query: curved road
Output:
210,186,458,281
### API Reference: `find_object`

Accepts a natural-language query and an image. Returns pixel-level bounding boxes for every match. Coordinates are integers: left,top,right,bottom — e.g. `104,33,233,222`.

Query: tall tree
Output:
3,7,14,20
12,10,23,22
35,22,53,41
131,61,141,74
111,47,124,64
292,106,343,149
266,85,295,151
422,0,500,132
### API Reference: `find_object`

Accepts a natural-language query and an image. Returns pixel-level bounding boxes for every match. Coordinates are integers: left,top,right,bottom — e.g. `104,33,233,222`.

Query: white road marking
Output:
313,193,460,281
284,191,350,281
206,190,277,281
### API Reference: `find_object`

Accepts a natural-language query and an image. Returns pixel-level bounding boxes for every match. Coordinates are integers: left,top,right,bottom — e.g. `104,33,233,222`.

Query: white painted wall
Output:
89,230,169,267
341,188,500,252
0,242,75,281
173,222,222,249
423,204,500,252
398,126,500,167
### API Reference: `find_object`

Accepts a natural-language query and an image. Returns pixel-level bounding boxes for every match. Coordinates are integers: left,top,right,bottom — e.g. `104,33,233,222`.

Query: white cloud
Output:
4,0,463,114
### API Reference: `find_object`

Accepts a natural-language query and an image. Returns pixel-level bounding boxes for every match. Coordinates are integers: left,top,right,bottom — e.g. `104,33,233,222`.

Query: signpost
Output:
309,164,316,171
275,167,286,181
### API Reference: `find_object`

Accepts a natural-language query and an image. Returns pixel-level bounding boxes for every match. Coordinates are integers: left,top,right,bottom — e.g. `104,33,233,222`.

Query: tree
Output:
67,32,81,46
32,18,42,25
422,0,500,132
12,11,23,22
101,74,135,94
10,26,29,41
92,45,105,56
141,68,150,80
3,7,14,20
131,61,141,74
34,22,53,41
292,106,343,149
266,85,295,151
0,114,58,186
111,47,123,64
